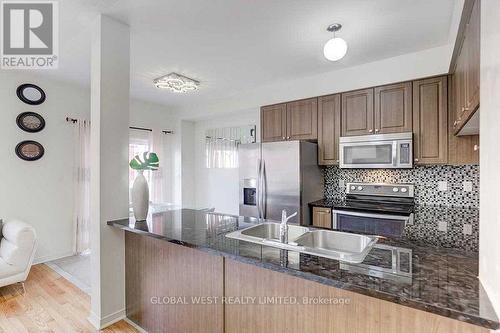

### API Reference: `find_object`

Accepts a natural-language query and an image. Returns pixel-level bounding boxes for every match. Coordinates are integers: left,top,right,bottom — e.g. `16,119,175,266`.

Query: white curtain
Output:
206,127,240,169
151,129,174,205
73,120,91,255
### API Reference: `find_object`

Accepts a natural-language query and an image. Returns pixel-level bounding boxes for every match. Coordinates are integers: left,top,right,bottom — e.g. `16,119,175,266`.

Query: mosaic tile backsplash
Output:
323,165,480,252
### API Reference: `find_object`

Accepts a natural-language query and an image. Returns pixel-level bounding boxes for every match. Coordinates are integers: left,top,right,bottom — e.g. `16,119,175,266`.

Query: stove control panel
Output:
346,183,414,198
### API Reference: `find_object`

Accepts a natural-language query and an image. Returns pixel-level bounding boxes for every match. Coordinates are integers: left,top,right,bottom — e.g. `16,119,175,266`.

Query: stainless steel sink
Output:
240,223,309,241
294,230,377,263
227,222,310,251
225,222,377,263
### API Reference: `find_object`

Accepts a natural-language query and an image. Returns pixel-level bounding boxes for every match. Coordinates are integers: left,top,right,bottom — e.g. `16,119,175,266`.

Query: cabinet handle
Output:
287,136,290,140
414,158,419,162
369,129,373,133
282,136,286,140
375,129,379,133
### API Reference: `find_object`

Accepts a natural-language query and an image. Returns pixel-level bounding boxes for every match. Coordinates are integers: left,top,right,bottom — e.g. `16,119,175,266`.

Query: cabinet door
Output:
312,207,332,229
413,76,448,164
448,75,479,165
318,94,341,165
341,88,374,136
455,35,468,127
374,82,412,134
465,0,480,114
261,104,287,142
286,98,318,140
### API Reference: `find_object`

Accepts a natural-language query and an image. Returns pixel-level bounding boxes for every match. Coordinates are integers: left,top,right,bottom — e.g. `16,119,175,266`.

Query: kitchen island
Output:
108,209,499,333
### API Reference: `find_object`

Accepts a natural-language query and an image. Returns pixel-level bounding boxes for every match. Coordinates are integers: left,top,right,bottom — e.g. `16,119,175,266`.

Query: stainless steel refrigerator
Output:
239,141,324,225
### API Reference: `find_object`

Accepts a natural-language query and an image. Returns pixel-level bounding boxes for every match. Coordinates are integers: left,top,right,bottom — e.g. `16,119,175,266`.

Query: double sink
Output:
225,222,377,264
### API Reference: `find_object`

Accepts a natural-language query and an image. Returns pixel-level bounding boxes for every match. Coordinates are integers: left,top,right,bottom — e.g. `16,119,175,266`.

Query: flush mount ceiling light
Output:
153,73,200,93
323,23,348,61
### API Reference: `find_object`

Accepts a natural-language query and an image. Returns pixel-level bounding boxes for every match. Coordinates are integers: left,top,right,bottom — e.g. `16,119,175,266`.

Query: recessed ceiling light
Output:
153,73,200,93
324,23,348,61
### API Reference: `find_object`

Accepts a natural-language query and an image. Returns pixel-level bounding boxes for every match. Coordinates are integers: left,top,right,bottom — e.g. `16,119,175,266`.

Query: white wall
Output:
0,72,90,263
479,0,500,318
193,109,259,215
179,45,451,120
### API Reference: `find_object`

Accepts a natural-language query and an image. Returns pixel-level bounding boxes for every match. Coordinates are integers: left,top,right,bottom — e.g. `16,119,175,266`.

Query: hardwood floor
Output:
0,264,138,333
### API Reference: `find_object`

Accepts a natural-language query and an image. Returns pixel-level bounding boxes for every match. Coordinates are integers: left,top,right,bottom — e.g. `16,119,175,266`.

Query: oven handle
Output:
332,210,413,222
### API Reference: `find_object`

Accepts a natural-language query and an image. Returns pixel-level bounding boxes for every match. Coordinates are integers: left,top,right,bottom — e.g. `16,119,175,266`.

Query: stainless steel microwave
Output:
339,132,413,169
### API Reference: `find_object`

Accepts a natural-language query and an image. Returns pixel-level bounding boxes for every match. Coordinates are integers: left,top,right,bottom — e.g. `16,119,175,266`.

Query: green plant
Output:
129,152,159,171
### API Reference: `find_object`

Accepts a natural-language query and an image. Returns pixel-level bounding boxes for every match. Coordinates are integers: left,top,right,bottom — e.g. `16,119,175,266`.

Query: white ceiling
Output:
34,0,458,111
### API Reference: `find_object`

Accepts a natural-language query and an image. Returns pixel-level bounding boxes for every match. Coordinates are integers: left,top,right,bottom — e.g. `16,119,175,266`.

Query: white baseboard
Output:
124,318,148,333
44,262,91,295
88,308,126,330
33,251,75,264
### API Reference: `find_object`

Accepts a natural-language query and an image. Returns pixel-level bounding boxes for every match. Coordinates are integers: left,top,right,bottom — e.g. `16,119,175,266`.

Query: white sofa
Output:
0,220,37,291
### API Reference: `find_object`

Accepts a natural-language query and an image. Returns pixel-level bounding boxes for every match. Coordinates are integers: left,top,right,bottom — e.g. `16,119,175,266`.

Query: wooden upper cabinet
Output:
465,0,480,114
318,94,341,165
413,76,448,165
452,0,480,134
374,82,412,134
341,88,374,136
261,103,286,142
286,98,318,140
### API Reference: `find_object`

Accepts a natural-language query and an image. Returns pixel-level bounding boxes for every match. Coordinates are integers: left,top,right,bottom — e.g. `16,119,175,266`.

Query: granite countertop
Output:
108,209,499,330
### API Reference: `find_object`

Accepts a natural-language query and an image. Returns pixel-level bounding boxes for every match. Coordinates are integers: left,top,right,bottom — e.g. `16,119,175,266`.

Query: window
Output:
205,127,239,168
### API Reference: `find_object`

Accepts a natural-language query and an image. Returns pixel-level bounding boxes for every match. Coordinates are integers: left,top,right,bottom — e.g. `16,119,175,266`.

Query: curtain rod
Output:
66,118,174,134
206,136,240,142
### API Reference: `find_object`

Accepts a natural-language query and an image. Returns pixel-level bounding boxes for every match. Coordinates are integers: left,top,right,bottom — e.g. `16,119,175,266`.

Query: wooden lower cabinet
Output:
125,233,224,333
224,259,486,333
312,207,332,229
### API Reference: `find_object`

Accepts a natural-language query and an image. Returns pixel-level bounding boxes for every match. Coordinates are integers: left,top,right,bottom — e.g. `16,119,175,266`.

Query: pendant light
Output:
323,23,348,61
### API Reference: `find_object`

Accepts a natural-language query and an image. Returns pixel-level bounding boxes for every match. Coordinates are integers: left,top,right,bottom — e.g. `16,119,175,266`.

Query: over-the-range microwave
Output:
339,132,413,169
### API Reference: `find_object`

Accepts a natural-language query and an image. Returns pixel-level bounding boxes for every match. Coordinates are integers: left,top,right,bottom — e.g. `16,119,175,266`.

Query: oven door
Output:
332,210,413,238
339,140,398,169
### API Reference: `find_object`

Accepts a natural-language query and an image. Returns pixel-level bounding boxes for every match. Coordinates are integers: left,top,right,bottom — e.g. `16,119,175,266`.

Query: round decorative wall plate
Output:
15,141,45,161
16,112,46,133
16,84,46,105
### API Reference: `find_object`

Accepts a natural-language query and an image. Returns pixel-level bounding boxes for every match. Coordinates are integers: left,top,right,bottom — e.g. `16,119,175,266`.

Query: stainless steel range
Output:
332,182,415,238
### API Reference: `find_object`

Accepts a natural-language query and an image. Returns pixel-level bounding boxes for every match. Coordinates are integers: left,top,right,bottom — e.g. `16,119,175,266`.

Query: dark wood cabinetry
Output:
341,88,374,136
413,76,448,165
448,75,480,165
452,0,480,135
341,83,411,137
261,98,317,142
374,82,412,134
286,98,318,140
318,94,341,165
261,103,287,142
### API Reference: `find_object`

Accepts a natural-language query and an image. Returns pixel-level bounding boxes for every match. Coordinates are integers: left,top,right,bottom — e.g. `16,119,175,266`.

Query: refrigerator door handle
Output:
261,160,267,219
256,158,262,219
